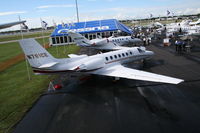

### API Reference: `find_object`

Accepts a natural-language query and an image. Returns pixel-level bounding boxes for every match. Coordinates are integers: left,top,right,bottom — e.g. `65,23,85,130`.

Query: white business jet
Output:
68,31,141,50
19,38,183,84
189,19,200,26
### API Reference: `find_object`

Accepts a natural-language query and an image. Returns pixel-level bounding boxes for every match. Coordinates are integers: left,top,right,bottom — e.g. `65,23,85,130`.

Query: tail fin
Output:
68,31,92,47
19,38,57,68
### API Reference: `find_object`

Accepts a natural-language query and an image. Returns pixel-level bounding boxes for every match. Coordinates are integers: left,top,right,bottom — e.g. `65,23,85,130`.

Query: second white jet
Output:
67,31,142,50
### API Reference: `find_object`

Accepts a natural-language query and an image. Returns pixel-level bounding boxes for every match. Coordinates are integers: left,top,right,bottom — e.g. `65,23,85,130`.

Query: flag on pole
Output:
167,10,170,16
41,19,48,30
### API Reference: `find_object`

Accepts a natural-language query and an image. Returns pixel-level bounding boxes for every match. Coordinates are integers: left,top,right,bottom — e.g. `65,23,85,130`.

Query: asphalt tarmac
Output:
13,44,200,133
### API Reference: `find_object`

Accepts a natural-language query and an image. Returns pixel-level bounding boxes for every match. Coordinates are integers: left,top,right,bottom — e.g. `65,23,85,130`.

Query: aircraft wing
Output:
111,46,130,50
68,54,88,58
0,20,26,30
89,64,184,84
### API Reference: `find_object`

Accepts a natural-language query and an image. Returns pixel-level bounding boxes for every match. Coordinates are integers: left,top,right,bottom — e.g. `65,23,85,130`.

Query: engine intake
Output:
75,58,105,71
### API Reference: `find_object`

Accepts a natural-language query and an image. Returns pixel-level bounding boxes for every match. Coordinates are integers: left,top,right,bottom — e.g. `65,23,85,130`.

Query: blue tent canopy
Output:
51,19,133,37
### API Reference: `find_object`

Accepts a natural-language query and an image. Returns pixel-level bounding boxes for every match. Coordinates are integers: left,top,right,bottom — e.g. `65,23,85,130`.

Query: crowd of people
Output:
175,40,191,53
134,31,152,46
142,37,151,46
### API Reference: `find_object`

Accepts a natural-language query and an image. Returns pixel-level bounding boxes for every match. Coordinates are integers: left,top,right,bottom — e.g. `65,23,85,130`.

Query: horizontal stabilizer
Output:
38,62,58,68
68,31,92,46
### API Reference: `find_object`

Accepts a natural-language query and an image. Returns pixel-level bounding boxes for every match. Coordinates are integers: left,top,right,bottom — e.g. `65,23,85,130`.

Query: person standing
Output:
175,40,178,52
148,37,151,45
143,37,146,46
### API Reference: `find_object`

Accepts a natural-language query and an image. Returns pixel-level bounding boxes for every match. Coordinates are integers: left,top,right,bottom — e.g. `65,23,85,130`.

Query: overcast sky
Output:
0,0,200,31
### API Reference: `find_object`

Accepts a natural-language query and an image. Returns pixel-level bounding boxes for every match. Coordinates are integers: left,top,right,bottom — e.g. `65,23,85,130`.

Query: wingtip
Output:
177,79,184,84
170,79,184,84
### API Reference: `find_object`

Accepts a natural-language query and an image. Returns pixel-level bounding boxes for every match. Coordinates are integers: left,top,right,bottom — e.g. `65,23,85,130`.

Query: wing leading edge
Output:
89,64,184,84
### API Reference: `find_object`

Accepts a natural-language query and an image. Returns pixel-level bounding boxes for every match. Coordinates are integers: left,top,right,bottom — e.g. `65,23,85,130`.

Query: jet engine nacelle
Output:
77,58,105,71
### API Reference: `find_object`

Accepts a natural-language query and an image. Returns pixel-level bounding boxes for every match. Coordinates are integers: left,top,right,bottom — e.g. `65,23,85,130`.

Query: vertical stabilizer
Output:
19,38,57,68
68,31,92,46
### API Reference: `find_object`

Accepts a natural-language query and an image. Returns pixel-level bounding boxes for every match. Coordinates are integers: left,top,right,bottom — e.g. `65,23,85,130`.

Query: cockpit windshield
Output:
137,48,145,53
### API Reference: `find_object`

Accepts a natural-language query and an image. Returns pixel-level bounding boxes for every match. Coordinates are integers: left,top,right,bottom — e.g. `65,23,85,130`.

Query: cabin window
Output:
114,55,117,59
118,54,121,58
110,56,113,60
122,53,125,57
105,57,109,61
130,52,133,55
126,52,129,56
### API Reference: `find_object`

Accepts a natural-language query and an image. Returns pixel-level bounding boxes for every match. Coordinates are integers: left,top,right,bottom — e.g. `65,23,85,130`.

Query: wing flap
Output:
90,65,184,84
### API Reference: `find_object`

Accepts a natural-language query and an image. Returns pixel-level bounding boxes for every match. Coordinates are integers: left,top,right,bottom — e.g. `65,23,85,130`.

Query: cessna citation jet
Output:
19,38,184,84
67,31,142,50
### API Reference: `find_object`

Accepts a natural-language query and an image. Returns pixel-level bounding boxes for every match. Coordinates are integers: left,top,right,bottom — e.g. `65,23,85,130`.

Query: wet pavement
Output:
13,45,200,133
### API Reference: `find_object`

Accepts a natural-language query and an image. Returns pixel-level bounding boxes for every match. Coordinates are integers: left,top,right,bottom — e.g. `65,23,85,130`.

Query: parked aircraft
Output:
0,20,26,30
19,38,183,84
68,31,142,50
189,19,200,26
145,22,164,28
156,20,200,36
